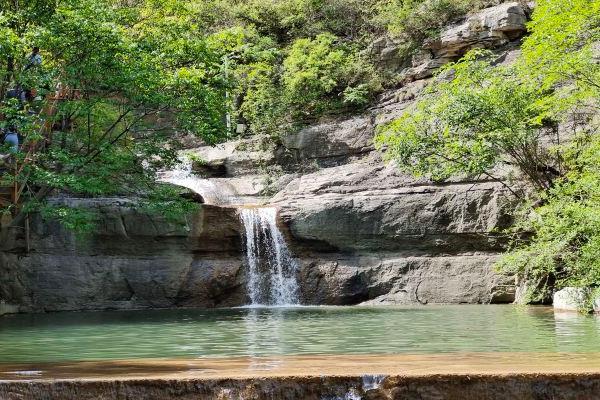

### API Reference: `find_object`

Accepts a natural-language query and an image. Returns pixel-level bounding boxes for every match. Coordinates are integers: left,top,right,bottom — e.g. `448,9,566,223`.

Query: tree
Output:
375,51,556,195
282,33,380,119
496,0,600,305
498,132,600,304
0,0,228,231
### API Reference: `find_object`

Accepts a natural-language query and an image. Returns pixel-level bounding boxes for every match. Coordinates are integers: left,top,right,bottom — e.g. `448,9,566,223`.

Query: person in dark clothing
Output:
6,87,26,104
24,47,42,71
21,47,43,104
3,125,19,153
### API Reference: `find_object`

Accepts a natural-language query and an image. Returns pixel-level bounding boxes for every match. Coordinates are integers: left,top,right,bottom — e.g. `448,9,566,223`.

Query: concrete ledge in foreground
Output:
1,353,600,399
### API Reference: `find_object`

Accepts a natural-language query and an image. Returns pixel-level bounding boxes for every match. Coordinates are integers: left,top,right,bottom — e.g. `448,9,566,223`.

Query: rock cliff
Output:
0,2,530,314
0,200,245,313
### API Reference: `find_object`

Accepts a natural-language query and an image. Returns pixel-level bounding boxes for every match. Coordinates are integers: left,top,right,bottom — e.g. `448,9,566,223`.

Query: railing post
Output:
25,213,30,252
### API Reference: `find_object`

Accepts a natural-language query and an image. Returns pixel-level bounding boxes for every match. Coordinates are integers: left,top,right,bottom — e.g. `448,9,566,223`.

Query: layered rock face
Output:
0,2,529,314
0,200,245,313
273,119,514,305
371,1,530,82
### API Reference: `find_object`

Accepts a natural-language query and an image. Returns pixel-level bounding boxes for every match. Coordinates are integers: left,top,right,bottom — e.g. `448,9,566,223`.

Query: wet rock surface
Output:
2,353,600,399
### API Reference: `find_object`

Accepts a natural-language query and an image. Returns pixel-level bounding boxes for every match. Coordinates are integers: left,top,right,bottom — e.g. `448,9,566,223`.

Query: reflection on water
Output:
0,305,600,363
554,310,600,350
243,308,284,370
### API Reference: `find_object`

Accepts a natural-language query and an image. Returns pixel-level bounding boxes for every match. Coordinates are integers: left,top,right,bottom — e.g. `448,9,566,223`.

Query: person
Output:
3,125,19,153
5,86,26,104
24,47,42,71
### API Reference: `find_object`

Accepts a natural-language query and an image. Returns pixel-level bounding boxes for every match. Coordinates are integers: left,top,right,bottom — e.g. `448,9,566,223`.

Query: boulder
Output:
191,137,276,177
430,2,528,58
369,36,411,73
398,2,529,82
553,287,590,312
274,158,513,253
298,254,513,305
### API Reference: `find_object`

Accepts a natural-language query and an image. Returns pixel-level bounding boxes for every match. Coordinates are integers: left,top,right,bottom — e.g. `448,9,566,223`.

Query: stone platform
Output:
1,353,600,399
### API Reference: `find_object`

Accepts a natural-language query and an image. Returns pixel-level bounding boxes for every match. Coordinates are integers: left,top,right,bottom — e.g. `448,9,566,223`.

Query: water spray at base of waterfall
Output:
240,207,300,306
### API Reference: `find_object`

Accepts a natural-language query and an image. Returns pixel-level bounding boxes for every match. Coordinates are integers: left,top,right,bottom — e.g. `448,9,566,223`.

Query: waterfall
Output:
240,207,300,306
158,161,237,205
159,159,300,306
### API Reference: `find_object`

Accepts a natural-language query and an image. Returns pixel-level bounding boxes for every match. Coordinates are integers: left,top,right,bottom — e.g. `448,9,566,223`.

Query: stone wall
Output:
2,374,600,400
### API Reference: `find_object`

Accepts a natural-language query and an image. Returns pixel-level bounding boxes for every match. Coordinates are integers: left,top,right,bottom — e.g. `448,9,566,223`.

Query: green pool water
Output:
1,305,599,363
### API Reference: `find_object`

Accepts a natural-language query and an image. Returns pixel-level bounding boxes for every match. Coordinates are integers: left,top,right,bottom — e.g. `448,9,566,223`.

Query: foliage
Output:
377,0,600,304
207,21,381,135
233,0,381,43
197,0,497,136
496,0,600,302
40,204,99,234
0,0,224,230
521,0,600,95
282,33,380,118
207,26,286,135
138,184,199,223
375,51,554,193
498,132,600,304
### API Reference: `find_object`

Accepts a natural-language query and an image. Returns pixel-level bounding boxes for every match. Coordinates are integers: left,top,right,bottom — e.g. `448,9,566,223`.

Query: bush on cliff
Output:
498,133,600,303
282,33,381,118
195,0,502,136
375,51,554,194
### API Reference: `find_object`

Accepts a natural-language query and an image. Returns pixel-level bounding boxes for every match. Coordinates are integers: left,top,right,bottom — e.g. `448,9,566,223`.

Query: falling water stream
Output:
160,159,300,306
240,207,300,306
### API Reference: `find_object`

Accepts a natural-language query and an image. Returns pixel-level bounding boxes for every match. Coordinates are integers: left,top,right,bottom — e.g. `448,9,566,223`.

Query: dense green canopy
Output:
0,0,231,228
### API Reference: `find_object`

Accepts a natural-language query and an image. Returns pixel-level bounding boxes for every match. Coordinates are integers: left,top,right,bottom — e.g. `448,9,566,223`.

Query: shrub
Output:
498,133,600,304
283,33,380,118
375,51,554,193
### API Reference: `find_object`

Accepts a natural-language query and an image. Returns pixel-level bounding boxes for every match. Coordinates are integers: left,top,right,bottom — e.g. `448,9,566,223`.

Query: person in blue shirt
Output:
24,47,42,71
6,86,26,104
3,125,19,153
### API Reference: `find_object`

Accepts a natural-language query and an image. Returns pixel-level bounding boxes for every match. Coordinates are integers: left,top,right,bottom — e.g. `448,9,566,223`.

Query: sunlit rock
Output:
553,287,590,312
